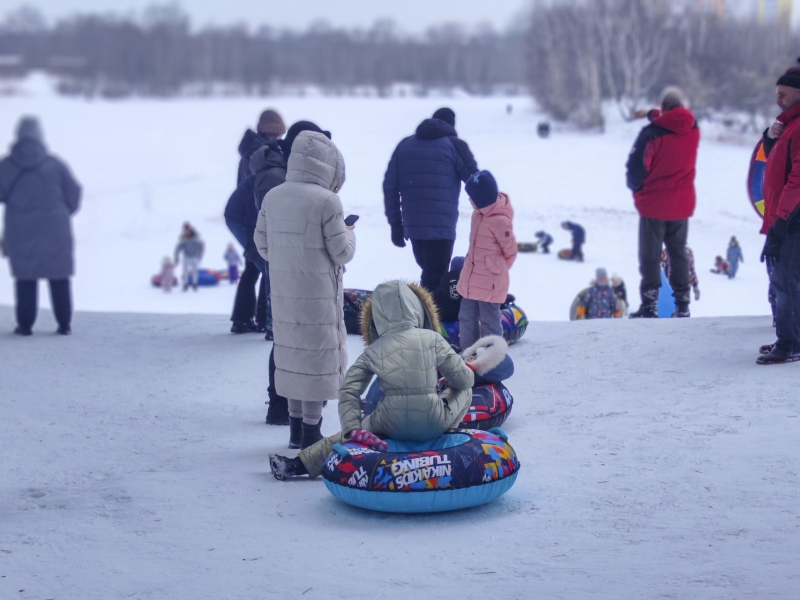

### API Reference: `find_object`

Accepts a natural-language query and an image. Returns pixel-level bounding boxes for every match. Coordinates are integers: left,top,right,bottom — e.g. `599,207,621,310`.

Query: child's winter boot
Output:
269,455,308,481
301,418,323,449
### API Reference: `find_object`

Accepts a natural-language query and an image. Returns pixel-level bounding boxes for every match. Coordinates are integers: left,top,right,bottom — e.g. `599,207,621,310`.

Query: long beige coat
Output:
254,131,356,401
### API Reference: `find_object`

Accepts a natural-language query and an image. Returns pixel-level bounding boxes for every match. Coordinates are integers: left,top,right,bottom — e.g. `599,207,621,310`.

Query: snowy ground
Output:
0,77,772,321
1,307,798,599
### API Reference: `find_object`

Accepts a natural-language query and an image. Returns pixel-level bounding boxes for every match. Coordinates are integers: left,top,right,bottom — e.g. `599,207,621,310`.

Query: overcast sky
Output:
15,0,534,32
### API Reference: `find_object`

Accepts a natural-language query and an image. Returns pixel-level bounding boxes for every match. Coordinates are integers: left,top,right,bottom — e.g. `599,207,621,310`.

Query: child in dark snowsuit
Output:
433,256,464,323
726,236,743,279
580,268,619,319
535,230,553,254
561,221,585,261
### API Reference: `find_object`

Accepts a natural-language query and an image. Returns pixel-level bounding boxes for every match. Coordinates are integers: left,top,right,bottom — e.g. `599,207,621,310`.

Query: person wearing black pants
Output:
637,217,691,311
230,259,268,333
15,279,72,335
411,239,455,293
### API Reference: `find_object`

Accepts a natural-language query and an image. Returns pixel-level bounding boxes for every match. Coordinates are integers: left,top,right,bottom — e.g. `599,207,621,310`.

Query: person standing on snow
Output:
0,117,81,336
174,222,204,291
626,87,700,318
254,130,355,450
383,107,478,291
757,62,800,365
726,236,744,279
237,109,286,186
224,243,242,284
560,221,585,261
457,171,517,350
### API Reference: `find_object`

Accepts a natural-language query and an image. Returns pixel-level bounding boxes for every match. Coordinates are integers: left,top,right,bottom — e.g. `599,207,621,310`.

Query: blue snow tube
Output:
321,429,520,513
657,269,675,318
439,302,528,348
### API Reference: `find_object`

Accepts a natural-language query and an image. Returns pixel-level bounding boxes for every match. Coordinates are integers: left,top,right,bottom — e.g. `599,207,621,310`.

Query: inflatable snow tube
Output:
557,248,573,260
362,381,513,431
439,302,528,347
197,269,220,287
748,139,766,219
343,288,373,335
321,429,520,513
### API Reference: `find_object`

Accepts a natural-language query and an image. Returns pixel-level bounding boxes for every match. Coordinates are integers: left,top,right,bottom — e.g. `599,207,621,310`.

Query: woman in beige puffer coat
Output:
269,280,475,480
254,130,356,448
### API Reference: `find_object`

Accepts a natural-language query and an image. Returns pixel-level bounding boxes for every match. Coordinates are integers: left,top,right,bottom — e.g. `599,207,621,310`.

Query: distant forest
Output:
0,4,525,97
0,2,798,127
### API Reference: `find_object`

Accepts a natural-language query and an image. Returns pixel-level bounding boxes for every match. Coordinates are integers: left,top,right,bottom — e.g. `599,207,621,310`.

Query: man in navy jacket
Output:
383,107,478,291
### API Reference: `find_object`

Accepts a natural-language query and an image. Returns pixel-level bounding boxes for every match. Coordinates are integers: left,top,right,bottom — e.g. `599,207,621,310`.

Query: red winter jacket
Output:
626,107,700,221
761,102,800,234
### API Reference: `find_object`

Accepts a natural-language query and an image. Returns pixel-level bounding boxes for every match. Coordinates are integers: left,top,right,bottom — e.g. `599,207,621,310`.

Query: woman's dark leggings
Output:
16,279,72,332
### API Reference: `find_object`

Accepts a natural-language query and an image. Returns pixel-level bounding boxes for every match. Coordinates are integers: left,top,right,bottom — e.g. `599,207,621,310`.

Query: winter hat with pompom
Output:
777,60,800,90
432,107,456,128
465,170,499,209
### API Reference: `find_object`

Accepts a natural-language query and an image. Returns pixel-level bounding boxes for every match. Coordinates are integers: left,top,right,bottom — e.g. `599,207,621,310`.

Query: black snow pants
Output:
230,259,267,327
639,217,691,305
16,279,72,332
771,235,800,355
411,239,455,293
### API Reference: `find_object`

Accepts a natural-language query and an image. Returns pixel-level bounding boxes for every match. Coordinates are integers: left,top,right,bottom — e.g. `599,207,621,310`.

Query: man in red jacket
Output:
757,63,800,365
626,87,700,318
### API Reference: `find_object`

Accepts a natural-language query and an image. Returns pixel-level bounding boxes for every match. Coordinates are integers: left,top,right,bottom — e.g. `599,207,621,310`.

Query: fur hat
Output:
777,60,800,90
465,170,499,209
16,116,42,142
432,107,455,127
257,109,286,138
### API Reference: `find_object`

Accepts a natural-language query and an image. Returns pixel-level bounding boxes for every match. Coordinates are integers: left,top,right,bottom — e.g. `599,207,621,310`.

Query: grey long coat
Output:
254,131,356,401
0,139,81,280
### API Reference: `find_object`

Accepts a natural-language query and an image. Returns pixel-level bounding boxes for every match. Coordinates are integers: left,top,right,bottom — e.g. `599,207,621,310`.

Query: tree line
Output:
0,5,524,97
526,0,799,129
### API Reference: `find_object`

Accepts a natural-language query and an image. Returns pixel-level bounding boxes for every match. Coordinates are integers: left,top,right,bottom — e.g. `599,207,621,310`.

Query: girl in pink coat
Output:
457,170,517,349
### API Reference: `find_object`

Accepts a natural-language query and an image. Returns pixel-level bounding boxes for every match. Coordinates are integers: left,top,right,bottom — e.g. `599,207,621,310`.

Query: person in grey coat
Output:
0,117,81,335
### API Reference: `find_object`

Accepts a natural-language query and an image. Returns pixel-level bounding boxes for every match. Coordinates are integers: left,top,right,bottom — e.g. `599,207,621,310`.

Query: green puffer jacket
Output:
338,280,474,440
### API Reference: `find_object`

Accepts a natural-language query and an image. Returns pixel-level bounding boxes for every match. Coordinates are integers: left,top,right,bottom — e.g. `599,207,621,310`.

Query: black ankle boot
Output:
288,417,303,449
629,303,657,318
269,455,308,480
301,418,323,449
265,396,289,426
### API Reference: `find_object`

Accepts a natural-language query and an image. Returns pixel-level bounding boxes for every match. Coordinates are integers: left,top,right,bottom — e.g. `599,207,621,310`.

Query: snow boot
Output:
759,343,776,355
57,325,72,335
301,418,323,449
629,288,658,319
264,329,274,342
756,348,800,365
269,454,308,481
288,417,303,450
265,396,289,426
671,303,691,318
230,319,257,334
14,326,32,336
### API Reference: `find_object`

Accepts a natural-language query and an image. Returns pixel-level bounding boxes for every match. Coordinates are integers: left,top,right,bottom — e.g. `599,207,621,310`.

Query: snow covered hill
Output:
0,85,772,321
1,307,798,599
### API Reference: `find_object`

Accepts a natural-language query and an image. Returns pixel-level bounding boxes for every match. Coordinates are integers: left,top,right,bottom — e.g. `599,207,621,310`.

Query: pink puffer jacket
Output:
457,193,517,304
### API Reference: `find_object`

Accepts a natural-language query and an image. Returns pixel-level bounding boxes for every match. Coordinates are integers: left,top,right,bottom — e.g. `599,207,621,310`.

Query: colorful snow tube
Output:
748,139,766,219
362,381,513,431
322,429,520,513
439,302,528,347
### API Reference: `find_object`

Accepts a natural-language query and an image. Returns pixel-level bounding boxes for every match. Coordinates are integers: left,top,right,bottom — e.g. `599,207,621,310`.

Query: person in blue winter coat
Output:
535,230,553,253
383,107,478,291
580,268,619,319
726,236,744,279
561,221,585,261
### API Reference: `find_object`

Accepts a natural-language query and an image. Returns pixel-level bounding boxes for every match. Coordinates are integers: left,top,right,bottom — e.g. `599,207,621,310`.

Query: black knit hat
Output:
279,121,331,156
465,170,498,209
432,107,456,127
777,59,800,90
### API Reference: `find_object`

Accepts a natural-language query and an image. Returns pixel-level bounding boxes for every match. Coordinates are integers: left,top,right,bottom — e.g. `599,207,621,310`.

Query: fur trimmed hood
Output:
461,335,508,376
360,280,441,346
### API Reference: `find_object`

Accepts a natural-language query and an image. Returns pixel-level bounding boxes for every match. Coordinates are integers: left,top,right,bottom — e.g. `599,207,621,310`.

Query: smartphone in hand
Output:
344,214,360,227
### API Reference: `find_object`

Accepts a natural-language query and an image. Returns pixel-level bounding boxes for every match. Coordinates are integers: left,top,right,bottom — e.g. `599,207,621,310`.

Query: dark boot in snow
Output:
288,417,303,449
671,303,690,318
265,396,289,426
57,325,72,335
756,348,800,365
14,326,32,336
230,319,257,334
759,343,776,355
269,455,307,480
629,289,658,319
301,418,323,449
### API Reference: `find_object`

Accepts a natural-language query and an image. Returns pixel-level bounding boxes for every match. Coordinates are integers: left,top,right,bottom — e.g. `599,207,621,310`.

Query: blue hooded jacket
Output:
383,118,477,241
224,175,263,266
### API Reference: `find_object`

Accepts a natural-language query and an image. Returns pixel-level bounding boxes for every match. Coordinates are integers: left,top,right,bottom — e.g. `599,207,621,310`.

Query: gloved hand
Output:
761,219,787,263
349,429,388,452
693,287,700,301
391,224,406,248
